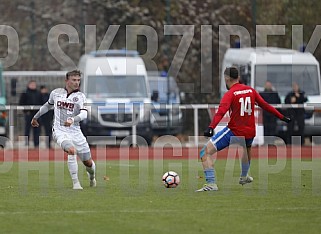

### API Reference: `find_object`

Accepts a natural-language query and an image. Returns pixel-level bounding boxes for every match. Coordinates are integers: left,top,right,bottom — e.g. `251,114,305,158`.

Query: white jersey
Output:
48,88,87,133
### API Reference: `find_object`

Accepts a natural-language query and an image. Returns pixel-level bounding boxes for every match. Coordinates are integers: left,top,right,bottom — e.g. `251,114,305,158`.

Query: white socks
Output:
67,155,79,184
68,155,96,188
86,160,96,180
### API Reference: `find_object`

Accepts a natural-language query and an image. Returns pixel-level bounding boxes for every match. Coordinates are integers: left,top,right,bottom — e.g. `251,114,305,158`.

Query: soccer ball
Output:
162,171,180,188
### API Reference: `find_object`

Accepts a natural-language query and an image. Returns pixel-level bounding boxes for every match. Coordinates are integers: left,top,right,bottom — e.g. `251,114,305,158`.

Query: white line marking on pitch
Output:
0,207,321,215
107,163,135,167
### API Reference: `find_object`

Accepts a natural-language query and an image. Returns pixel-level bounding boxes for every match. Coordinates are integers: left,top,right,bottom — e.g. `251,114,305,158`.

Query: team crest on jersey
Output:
73,97,79,102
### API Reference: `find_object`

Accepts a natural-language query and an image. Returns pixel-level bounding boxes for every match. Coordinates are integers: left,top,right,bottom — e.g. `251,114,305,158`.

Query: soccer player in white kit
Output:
31,70,96,190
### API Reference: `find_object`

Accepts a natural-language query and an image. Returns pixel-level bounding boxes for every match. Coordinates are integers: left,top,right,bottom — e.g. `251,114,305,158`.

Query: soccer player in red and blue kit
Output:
196,67,291,192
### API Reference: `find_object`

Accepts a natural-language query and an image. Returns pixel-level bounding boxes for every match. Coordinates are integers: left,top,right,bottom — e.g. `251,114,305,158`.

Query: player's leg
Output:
74,134,96,187
82,157,96,187
61,140,83,189
67,154,83,190
201,143,217,183
241,146,251,177
196,127,233,192
77,152,96,187
239,144,253,185
53,129,82,189
195,142,219,192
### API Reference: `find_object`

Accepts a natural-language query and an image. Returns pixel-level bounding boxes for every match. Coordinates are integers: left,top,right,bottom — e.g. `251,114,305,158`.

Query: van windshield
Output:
255,65,320,96
87,75,148,98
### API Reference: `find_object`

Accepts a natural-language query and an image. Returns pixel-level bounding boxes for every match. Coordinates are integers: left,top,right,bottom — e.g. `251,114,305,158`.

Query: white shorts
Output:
52,128,90,154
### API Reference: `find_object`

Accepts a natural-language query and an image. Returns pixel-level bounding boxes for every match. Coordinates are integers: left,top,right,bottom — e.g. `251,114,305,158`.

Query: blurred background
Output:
0,0,321,145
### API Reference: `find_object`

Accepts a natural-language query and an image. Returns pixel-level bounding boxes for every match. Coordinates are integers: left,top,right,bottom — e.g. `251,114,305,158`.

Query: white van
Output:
78,50,153,145
148,71,183,135
220,47,321,143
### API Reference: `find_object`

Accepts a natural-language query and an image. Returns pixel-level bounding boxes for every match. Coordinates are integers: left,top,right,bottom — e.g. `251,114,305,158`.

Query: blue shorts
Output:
209,126,253,151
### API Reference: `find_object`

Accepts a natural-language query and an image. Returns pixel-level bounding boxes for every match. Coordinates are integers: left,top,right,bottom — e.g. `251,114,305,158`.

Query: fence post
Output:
194,107,198,146
132,124,137,147
9,106,15,147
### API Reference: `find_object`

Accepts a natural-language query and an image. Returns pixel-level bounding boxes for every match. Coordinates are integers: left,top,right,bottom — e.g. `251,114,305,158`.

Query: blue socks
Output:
241,160,251,177
204,161,250,184
204,168,216,184
203,161,250,184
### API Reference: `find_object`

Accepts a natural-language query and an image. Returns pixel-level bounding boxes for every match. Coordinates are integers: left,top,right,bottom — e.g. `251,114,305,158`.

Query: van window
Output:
255,65,319,96
148,77,178,102
239,64,251,86
87,75,148,98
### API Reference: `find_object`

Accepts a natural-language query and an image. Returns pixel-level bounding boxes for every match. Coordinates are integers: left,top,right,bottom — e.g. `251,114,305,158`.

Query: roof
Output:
224,47,318,65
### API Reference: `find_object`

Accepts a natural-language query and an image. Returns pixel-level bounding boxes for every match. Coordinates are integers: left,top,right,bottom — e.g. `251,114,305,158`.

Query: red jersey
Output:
209,83,284,139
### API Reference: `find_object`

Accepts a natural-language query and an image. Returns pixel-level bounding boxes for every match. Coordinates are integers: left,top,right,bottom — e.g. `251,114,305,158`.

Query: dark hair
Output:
66,70,82,79
224,67,239,79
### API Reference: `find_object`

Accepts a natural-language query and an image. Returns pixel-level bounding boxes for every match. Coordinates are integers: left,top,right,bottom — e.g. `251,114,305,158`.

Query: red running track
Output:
0,146,319,161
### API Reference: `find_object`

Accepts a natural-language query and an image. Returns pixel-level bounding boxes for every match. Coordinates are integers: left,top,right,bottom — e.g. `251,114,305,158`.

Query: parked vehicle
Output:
148,71,183,135
78,50,153,145
221,47,321,143
0,64,7,139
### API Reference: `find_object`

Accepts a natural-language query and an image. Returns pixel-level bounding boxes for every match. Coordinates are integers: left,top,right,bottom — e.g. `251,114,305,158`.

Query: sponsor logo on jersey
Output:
57,101,75,110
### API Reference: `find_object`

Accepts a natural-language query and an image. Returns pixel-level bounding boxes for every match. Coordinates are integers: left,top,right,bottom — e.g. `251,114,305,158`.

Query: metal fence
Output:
3,71,66,104
2,71,320,148
2,103,320,148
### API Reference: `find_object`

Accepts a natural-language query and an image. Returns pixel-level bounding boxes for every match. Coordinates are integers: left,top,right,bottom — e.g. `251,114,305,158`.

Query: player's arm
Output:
64,93,88,127
255,90,290,123
31,91,54,127
31,101,54,127
64,109,88,126
204,92,232,137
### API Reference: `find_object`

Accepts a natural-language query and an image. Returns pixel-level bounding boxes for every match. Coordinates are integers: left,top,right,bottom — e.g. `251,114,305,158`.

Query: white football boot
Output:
73,182,83,190
195,183,219,192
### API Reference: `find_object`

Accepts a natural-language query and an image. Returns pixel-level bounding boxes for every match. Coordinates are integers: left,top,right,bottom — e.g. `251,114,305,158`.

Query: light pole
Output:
30,0,35,69
81,0,89,54
165,0,171,134
251,0,256,46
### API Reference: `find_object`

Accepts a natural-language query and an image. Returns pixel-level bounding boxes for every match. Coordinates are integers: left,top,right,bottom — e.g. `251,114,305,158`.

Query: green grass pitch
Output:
1,158,321,234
